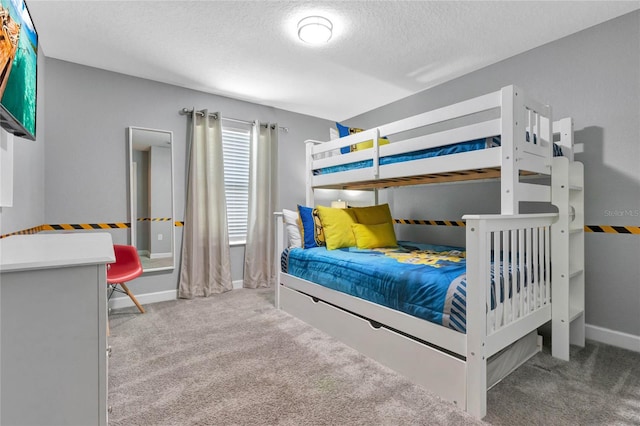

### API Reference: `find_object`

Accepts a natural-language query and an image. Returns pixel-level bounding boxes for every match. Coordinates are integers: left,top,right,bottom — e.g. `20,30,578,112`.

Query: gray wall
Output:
345,12,640,338
42,58,332,297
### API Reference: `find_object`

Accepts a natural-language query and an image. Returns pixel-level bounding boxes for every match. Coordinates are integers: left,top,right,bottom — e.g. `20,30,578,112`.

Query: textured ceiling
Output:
29,1,639,121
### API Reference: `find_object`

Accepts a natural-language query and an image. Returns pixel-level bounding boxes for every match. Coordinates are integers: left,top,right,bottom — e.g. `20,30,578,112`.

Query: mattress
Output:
281,241,469,333
314,136,563,176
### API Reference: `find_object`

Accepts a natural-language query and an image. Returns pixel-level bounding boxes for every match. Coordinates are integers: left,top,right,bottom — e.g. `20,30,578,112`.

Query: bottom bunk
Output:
274,211,561,418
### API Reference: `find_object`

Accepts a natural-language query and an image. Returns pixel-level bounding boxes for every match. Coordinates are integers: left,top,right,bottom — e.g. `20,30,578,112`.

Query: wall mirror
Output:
128,127,175,272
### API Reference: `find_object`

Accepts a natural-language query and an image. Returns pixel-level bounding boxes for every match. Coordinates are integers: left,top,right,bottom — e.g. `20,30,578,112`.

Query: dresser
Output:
0,233,114,426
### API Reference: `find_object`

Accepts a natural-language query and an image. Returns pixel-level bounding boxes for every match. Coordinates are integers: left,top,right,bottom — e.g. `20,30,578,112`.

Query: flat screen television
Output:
0,0,37,140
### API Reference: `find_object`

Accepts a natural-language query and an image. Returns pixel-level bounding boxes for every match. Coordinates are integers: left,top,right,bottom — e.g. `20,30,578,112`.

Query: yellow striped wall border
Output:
584,225,640,235
1,221,185,239
2,221,638,239
394,218,466,227
393,219,640,235
0,224,45,239
138,218,183,226
42,223,130,231
137,217,173,222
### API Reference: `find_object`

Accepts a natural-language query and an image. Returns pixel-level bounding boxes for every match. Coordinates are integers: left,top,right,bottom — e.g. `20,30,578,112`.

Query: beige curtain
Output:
179,110,233,298
243,122,278,288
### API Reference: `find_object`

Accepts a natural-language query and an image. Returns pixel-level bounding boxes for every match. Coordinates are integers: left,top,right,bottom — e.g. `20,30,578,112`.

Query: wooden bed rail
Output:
274,211,285,309
464,213,556,346
463,212,556,417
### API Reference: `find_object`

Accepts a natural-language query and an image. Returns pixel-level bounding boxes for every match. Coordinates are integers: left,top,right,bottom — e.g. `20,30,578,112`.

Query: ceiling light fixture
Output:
297,16,333,44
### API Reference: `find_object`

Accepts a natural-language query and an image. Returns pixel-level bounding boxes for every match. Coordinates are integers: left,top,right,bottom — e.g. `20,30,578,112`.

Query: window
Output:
221,124,251,244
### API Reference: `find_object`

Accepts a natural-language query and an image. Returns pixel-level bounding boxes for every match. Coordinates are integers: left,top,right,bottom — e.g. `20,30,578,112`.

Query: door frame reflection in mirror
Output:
128,126,175,273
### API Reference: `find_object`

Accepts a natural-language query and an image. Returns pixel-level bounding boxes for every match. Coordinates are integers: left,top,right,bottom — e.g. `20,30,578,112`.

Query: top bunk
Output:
305,86,579,196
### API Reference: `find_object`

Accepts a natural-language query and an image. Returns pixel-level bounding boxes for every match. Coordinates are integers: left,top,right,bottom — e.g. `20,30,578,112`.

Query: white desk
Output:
0,233,114,426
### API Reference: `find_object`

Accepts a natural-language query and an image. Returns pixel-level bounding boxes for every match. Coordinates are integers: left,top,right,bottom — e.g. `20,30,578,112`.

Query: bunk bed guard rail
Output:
305,85,553,200
463,212,556,416
465,213,555,353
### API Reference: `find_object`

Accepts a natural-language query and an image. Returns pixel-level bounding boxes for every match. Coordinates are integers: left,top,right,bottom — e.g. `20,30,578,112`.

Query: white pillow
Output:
282,209,302,248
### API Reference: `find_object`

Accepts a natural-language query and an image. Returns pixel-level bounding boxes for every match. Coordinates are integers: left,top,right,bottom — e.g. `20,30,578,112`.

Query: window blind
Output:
221,125,251,244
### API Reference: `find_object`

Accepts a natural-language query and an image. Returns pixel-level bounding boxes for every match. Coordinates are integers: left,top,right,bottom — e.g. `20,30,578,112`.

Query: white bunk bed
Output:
274,85,584,419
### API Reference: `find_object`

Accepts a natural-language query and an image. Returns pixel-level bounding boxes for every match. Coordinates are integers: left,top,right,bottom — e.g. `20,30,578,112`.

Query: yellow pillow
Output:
352,204,393,225
316,205,358,250
351,222,398,249
351,138,390,152
336,123,390,153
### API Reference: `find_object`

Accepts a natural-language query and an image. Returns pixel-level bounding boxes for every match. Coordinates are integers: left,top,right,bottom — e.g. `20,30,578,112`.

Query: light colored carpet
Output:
485,333,640,425
108,288,640,425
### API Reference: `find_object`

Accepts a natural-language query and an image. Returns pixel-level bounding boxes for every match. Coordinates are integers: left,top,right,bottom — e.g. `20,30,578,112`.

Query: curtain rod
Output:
179,108,289,132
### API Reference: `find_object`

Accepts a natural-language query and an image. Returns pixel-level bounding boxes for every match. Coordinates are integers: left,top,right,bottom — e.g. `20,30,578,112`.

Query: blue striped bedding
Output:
313,136,563,176
281,241,469,333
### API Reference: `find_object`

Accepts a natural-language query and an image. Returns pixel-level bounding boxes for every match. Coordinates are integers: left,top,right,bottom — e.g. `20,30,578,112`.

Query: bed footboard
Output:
463,212,556,417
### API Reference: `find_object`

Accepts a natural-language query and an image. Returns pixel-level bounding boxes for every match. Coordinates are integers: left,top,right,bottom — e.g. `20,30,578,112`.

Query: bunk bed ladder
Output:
550,152,585,361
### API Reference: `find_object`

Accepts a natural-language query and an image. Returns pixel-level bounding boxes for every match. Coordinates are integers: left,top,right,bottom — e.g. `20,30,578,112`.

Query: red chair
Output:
107,245,145,314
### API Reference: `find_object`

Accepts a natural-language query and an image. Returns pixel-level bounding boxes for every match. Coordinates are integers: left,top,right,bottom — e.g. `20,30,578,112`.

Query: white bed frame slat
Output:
377,90,501,137
379,148,501,180
381,119,501,156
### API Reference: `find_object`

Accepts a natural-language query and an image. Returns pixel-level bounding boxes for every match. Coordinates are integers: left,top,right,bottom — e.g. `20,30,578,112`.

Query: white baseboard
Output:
149,252,172,259
109,289,177,310
109,281,245,309
586,324,640,353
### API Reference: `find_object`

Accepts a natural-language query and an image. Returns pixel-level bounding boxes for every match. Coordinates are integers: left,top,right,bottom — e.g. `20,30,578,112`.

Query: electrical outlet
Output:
158,234,163,241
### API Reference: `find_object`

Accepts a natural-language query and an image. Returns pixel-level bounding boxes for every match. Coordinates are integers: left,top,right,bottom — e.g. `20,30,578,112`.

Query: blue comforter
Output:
282,241,468,333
